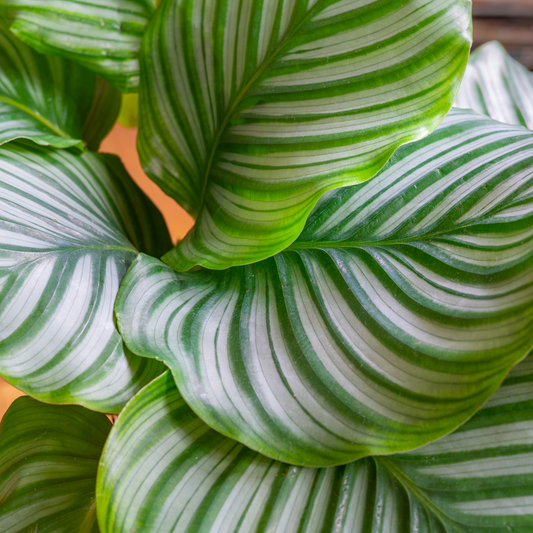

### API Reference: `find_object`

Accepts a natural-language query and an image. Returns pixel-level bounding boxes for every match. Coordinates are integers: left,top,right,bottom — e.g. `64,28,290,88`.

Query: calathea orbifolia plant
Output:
1,1,533,531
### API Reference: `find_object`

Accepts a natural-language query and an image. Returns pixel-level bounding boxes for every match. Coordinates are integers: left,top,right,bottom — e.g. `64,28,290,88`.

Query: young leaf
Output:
116,109,533,466
0,0,157,92
455,41,533,129
139,0,472,270
97,362,533,533
0,396,110,533
0,143,170,413
0,18,121,150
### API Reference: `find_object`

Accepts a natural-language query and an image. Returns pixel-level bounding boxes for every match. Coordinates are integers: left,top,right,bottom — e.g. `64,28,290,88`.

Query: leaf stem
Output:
287,220,492,250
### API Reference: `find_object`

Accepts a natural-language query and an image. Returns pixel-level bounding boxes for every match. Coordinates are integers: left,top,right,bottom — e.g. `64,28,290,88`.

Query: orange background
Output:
101,124,194,244
0,125,194,417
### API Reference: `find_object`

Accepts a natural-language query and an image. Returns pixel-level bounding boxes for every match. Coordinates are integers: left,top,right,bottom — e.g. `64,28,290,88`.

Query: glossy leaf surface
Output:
97,363,533,533
0,144,170,413
0,18,121,150
0,396,110,533
139,0,472,270
454,41,533,129
116,110,533,466
0,0,157,92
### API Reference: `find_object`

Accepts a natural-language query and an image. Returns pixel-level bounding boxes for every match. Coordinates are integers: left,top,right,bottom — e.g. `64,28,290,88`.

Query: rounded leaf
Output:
0,143,170,412
139,0,472,270
97,363,533,532
117,110,533,465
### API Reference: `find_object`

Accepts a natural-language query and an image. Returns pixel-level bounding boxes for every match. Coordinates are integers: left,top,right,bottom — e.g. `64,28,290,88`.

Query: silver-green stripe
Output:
0,0,156,92
116,110,533,465
454,41,533,130
97,359,533,532
138,0,472,270
0,17,120,149
0,143,170,412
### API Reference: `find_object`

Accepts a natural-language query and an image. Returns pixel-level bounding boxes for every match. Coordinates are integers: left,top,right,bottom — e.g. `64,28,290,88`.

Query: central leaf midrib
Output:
198,0,327,212
378,457,466,533
287,226,472,251
0,94,71,140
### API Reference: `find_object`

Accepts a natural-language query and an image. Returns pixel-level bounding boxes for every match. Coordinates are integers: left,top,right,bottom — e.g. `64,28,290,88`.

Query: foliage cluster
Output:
1,1,533,532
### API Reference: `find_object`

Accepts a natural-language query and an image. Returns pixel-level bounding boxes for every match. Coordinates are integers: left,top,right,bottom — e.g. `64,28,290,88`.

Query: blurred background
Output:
1,0,533,416
473,0,533,68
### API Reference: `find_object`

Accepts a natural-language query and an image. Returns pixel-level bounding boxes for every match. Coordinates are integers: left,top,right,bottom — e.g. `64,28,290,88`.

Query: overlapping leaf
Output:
0,18,121,150
83,77,123,151
0,143,170,413
455,40,533,129
97,361,533,533
0,0,157,92
117,110,533,466
139,0,472,270
0,396,110,533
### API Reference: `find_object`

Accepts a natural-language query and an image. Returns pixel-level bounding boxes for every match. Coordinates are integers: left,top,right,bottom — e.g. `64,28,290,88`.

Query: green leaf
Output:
0,18,121,150
0,143,171,413
455,41,533,129
116,109,533,466
83,77,123,151
0,0,157,93
138,0,472,271
0,396,110,533
96,362,533,533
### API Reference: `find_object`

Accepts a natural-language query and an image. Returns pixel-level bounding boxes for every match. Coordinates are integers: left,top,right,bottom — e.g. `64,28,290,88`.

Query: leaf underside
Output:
454,41,533,130
0,397,110,533
0,18,121,150
139,0,472,270
97,359,533,533
0,0,157,92
116,110,533,466
0,144,170,413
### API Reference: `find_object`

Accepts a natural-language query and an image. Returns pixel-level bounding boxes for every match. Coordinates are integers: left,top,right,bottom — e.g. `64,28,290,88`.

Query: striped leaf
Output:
0,143,170,413
96,363,533,533
0,396,110,533
0,0,157,92
139,0,472,271
116,109,533,466
0,18,121,150
455,41,533,129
